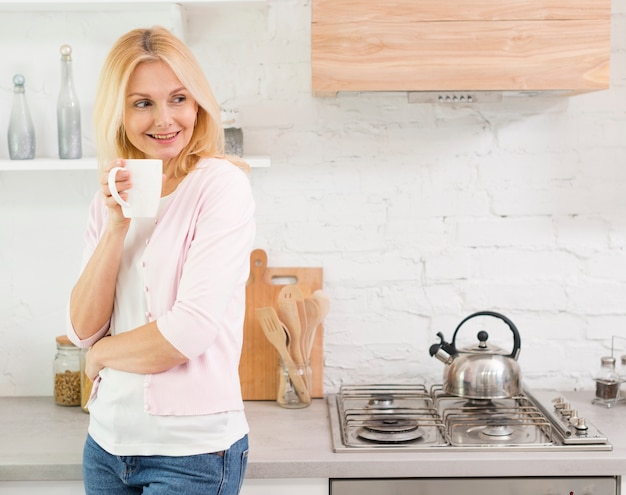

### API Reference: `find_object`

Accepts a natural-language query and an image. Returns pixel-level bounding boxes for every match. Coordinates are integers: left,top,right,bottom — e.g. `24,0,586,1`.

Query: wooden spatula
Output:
256,307,311,404
276,299,306,364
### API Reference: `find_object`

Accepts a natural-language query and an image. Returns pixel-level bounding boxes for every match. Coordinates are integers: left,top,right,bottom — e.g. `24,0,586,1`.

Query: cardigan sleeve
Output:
154,162,256,359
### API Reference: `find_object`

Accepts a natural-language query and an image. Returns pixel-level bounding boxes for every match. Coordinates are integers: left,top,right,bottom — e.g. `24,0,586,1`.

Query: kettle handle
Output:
451,311,521,360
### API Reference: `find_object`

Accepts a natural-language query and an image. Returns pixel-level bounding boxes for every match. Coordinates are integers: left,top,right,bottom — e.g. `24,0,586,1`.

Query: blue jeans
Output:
82,434,248,495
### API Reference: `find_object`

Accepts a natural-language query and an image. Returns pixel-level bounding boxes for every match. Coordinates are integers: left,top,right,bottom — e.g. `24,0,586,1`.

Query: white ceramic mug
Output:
107,159,163,218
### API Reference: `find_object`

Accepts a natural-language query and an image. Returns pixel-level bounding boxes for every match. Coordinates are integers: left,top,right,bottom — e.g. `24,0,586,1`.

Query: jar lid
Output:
55,335,76,347
601,356,616,366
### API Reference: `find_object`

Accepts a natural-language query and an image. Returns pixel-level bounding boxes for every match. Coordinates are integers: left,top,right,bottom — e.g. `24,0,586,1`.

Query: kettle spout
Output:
428,332,456,365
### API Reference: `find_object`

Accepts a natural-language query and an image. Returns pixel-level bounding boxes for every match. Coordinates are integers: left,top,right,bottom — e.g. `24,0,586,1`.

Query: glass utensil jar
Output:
53,335,81,406
277,359,312,409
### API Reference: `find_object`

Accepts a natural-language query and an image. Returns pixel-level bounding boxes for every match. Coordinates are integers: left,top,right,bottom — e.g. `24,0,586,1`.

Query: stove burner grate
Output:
337,385,447,448
358,422,425,443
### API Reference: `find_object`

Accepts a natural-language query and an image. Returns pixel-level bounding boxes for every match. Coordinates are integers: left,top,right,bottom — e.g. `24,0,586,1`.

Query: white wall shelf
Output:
0,0,264,2
0,156,270,171
0,159,97,171
0,0,265,11
0,0,264,5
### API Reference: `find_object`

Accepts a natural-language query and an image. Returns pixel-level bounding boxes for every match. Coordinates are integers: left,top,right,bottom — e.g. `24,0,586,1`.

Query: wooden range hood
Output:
311,0,611,97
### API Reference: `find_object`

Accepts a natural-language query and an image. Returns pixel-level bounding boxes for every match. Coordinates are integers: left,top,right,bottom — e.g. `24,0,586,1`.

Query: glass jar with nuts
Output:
53,335,81,406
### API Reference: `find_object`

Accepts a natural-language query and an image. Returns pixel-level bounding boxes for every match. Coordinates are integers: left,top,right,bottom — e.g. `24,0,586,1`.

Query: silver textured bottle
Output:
7,73,36,160
57,44,82,159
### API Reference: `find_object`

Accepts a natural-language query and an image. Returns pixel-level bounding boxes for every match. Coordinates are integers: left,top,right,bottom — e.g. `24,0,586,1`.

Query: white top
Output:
88,197,248,456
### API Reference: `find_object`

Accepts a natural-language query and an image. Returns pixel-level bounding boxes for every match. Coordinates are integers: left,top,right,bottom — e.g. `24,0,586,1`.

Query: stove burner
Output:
367,418,417,432
357,418,424,443
482,424,515,437
367,395,395,408
464,423,527,443
463,399,496,409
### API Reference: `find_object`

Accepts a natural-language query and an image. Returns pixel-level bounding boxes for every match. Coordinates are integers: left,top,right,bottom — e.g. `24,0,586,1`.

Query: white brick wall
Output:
0,1,625,396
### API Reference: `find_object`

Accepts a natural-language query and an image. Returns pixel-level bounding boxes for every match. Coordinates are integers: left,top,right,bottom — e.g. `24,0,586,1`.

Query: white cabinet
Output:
0,478,328,494
241,478,328,495
0,481,85,494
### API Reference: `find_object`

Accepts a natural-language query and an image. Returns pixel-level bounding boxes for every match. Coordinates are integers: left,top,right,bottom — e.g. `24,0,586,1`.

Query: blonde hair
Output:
93,26,248,174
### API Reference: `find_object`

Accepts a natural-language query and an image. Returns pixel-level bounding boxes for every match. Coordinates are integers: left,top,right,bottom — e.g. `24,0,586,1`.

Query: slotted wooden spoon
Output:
256,307,311,403
276,299,306,364
278,284,306,300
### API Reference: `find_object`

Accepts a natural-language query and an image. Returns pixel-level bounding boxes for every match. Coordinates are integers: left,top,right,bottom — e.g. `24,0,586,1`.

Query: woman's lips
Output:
149,131,179,144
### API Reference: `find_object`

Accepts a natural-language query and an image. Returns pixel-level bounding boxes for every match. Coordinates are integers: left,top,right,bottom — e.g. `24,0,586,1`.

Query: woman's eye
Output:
134,100,151,108
172,95,186,104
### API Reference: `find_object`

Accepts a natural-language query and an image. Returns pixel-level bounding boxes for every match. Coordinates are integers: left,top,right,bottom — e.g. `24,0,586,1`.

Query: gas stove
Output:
328,384,612,453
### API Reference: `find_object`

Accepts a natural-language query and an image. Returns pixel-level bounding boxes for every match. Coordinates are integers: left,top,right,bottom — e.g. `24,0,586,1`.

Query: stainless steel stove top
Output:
328,384,612,453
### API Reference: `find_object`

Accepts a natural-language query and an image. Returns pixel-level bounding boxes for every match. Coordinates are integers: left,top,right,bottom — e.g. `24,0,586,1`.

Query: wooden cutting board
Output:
239,249,324,400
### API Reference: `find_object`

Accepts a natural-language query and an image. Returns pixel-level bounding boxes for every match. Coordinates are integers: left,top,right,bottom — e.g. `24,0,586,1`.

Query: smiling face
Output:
124,60,198,168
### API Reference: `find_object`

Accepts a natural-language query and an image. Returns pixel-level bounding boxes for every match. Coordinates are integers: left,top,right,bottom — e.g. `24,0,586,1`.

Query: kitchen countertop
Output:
1,391,625,481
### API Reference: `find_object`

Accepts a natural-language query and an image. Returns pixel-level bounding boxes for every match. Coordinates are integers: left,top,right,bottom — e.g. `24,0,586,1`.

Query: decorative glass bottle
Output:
592,356,620,408
53,335,81,407
7,73,35,160
57,44,82,159
222,107,244,156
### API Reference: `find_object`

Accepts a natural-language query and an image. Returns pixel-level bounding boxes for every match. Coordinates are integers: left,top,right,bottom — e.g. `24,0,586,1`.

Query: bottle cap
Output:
60,44,72,60
12,73,25,86
56,335,77,347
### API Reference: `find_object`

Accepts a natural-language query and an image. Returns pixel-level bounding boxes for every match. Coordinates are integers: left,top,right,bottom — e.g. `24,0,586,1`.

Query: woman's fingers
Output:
100,159,132,219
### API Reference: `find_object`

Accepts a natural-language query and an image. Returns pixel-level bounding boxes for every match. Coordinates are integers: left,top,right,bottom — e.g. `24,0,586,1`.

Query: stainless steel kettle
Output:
428,311,522,399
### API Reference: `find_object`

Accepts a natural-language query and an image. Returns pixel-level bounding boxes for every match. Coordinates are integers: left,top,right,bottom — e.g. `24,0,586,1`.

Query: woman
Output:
66,26,255,494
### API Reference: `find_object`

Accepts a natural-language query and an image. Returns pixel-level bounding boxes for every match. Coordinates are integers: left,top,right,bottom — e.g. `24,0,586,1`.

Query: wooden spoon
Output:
256,307,310,403
277,299,306,364
312,289,330,321
302,297,322,360
296,299,308,361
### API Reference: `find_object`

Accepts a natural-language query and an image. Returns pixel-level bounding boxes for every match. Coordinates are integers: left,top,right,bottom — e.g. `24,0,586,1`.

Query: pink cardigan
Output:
67,158,256,415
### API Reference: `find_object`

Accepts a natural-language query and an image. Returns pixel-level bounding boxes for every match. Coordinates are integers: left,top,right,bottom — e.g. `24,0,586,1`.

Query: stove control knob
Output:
561,405,573,418
568,409,579,424
573,417,589,431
